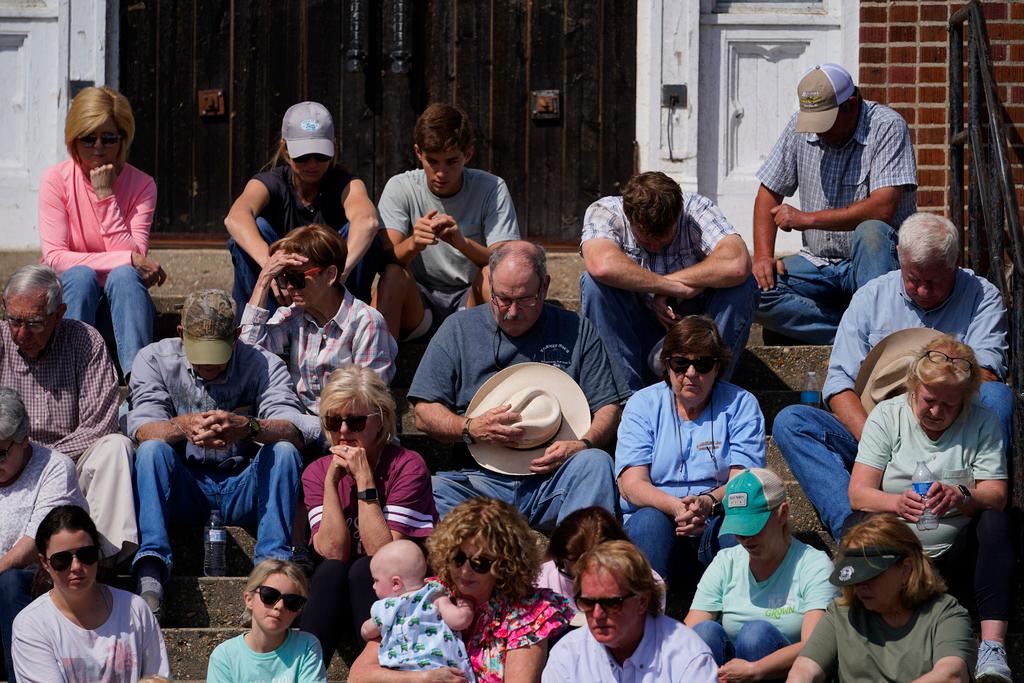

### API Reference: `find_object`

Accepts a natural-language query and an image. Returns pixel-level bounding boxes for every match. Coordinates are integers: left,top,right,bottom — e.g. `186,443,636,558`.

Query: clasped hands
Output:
413,210,464,250
465,404,586,475
176,410,252,450
674,493,716,537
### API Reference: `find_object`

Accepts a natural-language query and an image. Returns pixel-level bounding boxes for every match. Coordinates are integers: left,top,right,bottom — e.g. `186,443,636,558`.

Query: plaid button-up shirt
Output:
581,193,736,275
757,99,917,264
0,319,119,461
240,289,397,414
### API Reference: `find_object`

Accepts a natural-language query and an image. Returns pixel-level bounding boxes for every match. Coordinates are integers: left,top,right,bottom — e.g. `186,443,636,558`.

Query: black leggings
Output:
298,556,375,666
933,509,1014,622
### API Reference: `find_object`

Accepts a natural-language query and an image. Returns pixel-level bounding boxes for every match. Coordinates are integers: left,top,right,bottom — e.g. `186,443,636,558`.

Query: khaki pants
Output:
76,434,139,563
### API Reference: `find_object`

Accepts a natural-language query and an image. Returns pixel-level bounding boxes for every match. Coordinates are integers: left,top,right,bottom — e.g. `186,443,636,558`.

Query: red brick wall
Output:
859,1,1024,222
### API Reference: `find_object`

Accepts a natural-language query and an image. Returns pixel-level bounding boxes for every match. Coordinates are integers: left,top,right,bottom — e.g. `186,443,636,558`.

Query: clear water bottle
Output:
912,461,938,531
800,371,821,407
204,509,227,576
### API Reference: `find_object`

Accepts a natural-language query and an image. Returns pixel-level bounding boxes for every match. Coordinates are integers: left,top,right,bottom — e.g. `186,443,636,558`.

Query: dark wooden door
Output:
120,0,636,243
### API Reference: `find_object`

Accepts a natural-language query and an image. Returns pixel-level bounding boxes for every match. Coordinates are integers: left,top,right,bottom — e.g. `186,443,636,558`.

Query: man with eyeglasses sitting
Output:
128,289,321,618
580,171,757,391
408,241,631,530
543,540,718,682
773,212,1013,544
0,265,138,566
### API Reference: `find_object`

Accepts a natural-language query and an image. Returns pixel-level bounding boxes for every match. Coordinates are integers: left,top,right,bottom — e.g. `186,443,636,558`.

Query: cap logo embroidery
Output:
838,566,854,581
800,92,825,106
300,118,320,132
727,492,748,508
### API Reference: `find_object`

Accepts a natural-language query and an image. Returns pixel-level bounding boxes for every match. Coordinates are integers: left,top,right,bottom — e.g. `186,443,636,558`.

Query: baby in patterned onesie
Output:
361,540,476,680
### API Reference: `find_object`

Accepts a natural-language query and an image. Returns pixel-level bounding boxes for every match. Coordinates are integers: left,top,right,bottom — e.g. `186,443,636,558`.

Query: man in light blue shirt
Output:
543,540,718,683
773,213,1011,540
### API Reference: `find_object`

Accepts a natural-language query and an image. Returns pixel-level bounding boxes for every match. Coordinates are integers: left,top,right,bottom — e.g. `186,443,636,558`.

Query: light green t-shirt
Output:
800,593,976,682
377,168,520,290
855,395,1006,556
206,630,327,683
690,539,836,643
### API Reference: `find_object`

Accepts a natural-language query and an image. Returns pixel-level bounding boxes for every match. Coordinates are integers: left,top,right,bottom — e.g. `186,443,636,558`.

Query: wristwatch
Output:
957,484,972,505
356,488,379,502
461,417,476,445
247,417,262,439
702,493,724,517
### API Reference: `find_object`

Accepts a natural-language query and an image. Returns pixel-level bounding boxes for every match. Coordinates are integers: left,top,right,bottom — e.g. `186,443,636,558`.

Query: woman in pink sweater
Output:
38,87,165,376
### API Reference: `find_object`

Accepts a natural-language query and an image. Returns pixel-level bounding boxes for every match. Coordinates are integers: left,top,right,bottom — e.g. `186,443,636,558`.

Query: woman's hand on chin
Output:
89,164,117,199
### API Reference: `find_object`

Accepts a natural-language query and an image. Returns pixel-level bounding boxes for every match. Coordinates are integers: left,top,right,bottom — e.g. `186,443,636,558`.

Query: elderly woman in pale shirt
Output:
240,223,397,417
848,335,1012,681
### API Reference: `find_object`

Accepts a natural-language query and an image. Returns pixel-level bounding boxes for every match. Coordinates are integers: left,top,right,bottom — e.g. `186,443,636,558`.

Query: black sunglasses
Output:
574,592,638,614
665,356,718,374
48,545,101,571
256,585,307,612
79,133,121,148
274,267,323,290
453,550,495,574
322,412,378,433
293,153,332,164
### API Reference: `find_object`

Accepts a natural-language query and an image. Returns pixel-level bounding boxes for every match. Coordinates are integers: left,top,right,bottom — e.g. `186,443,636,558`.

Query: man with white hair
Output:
753,63,918,344
773,212,1011,542
0,265,137,563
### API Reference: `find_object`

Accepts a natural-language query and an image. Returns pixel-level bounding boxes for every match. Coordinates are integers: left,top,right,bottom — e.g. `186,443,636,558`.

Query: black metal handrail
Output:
948,1,1024,504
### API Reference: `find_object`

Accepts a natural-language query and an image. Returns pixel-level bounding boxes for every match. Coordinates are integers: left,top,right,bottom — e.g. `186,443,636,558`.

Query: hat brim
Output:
795,108,839,134
719,510,772,538
467,363,592,477
854,328,943,412
285,138,335,159
829,553,903,586
183,337,234,366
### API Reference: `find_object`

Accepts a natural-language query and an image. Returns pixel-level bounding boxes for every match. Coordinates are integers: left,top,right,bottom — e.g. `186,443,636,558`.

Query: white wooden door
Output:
695,0,858,254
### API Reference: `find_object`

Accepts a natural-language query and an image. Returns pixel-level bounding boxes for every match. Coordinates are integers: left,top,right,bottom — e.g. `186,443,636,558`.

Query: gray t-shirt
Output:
408,305,629,415
377,168,520,291
800,594,975,682
0,443,86,555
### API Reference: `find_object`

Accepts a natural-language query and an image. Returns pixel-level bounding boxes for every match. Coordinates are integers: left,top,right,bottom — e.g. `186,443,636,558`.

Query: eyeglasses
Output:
665,356,718,374
574,592,639,614
322,412,379,433
256,585,308,612
490,292,541,310
78,133,121,148
453,550,495,574
274,266,323,290
923,350,974,374
47,545,101,571
293,153,332,164
6,316,48,332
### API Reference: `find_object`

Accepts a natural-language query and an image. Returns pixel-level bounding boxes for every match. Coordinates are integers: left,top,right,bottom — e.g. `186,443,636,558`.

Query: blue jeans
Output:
60,264,154,374
228,217,384,317
132,439,301,577
432,448,616,532
774,381,1012,541
580,272,758,391
693,619,791,671
623,507,735,580
756,220,898,344
0,568,34,682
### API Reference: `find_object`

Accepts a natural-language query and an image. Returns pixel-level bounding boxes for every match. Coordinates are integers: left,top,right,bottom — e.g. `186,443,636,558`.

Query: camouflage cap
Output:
181,289,237,365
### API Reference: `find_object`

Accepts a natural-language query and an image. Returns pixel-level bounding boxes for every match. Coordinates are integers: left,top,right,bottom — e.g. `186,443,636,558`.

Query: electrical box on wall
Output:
661,84,686,108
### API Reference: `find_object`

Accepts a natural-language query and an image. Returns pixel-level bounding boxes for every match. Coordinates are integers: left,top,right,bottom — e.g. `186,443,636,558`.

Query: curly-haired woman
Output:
349,497,573,683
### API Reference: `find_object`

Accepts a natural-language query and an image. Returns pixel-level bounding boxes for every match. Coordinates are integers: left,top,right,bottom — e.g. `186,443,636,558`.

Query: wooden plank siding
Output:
119,0,636,243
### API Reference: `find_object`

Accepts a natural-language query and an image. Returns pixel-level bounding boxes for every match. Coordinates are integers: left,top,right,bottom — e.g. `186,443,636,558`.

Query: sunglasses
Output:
554,557,578,579
665,356,718,374
256,585,308,612
574,592,638,614
322,412,379,433
293,153,332,164
48,545,101,572
79,133,121,148
453,550,495,574
274,266,323,290
923,350,974,374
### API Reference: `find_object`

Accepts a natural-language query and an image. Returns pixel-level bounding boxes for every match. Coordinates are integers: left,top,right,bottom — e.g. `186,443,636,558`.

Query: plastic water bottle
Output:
912,461,938,531
800,371,821,407
204,509,227,576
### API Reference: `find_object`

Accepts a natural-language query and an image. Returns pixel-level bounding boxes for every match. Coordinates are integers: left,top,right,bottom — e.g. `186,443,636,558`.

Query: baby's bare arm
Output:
360,617,381,642
434,595,475,631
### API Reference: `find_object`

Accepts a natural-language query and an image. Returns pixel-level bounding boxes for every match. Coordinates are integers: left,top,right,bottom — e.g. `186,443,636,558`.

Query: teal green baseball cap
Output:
718,468,786,537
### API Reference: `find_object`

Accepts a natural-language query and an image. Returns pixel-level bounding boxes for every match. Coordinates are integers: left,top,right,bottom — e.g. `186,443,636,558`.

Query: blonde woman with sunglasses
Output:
298,365,436,667
848,335,1013,681
207,559,325,682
